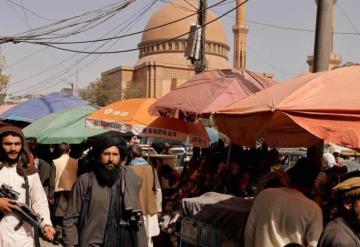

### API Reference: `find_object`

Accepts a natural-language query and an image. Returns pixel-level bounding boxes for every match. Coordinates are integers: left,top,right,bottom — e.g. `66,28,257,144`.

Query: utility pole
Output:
308,0,334,167
193,0,207,73
313,0,333,72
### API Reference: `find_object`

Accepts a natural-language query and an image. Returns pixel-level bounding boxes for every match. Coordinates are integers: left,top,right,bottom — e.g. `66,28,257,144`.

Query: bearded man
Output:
0,126,55,246
63,132,146,247
318,177,360,247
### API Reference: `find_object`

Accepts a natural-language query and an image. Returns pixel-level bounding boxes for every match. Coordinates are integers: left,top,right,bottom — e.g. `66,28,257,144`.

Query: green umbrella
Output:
23,105,108,144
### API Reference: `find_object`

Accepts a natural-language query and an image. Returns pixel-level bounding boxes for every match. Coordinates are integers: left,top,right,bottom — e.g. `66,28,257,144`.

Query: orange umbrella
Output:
86,98,209,147
0,104,16,115
215,66,360,149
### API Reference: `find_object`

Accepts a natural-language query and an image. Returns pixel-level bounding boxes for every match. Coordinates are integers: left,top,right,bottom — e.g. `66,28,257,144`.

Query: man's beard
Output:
93,162,120,187
2,151,20,165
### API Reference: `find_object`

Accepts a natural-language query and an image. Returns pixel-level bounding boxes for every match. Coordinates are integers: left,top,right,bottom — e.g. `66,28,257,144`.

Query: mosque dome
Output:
136,0,230,69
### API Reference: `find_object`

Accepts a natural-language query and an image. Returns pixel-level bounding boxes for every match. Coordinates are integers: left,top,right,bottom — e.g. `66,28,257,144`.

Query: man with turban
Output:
63,132,146,247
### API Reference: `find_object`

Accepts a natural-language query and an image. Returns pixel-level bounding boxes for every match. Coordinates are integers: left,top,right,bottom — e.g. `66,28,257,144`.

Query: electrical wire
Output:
10,0,158,94
336,3,360,37
37,0,159,93
7,0,141,86
6,0,58,22
5,0,229,45
20,0,248,54
247,45,289,76
1,0,136,42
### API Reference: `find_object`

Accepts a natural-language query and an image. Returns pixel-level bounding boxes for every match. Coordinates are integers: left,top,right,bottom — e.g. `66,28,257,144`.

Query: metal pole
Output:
313,0,333,72
309,0,334,166
194,0,207,73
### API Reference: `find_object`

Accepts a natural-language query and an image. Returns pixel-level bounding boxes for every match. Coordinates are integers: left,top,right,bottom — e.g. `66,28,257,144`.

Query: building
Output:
102,0,245,99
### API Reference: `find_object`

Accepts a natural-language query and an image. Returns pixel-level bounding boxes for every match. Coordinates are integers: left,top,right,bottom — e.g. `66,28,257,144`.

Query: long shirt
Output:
63,172,111,247
0,165,52,247
245,187,323,247
318,217,360,247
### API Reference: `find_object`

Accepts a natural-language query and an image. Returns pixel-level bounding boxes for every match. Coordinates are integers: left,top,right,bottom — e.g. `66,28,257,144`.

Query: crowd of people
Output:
0,127,162,247
1,125,360,247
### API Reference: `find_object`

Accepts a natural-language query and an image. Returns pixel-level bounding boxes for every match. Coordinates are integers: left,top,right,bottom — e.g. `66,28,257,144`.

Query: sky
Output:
0,0,359,96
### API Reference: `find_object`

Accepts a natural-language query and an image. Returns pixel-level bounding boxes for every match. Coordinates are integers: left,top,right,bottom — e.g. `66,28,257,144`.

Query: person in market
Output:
127,145,162,247
161,143,171,155
52,143,78,240
244,158,322,247
63,132,146,247
0,126,55,246
27,138,56,201
318,177,360,247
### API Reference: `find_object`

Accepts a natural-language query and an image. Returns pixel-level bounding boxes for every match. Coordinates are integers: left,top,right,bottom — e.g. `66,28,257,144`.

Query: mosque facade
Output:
101,0,247,98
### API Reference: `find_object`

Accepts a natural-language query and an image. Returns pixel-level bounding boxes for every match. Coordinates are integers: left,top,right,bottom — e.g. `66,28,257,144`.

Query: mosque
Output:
101,0,248,98
101,0,341,99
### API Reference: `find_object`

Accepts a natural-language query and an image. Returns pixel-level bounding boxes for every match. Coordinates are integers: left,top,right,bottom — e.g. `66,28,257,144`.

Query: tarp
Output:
149,69,277,120
86,98,210,148
23,105,107,144
0,104,16,115
215,66,360,149
0,92,89,123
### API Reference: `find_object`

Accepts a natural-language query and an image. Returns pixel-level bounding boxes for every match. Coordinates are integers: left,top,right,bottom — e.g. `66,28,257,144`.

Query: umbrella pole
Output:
307,140,324,169
224,143,232,194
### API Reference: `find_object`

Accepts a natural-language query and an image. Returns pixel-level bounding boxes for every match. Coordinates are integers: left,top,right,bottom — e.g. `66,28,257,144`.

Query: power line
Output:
37,0,159,94
336,3,360,37
6,0,58,22
21,0,248,54
1,0,136,42
7,0,141,86
221,13,360,35
19,0,33,31
184,0,198,10
12,0,229,45
10,0,159,94
247,45,289,77
4,47,48,69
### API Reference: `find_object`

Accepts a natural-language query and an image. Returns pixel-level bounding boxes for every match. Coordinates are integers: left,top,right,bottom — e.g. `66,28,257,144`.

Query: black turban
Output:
89,131,128,161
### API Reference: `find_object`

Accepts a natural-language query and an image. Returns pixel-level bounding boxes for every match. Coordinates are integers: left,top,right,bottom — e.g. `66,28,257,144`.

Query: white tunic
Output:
245,187,323,247
0,165,52,247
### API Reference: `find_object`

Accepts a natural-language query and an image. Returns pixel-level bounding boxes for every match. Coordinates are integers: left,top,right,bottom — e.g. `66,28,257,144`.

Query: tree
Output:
0,50,9,93
79,77,144,106
123,84,143,99
79,77,122,106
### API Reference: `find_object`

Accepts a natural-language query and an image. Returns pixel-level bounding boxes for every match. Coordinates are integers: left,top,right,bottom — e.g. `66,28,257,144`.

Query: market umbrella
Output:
0,92,89,123
214,66,360,149
0,104,16,115
149,69,277,121
23,105,108,144
86,98,210,148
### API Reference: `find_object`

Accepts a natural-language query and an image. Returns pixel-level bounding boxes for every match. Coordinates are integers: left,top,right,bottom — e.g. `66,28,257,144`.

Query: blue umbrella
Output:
0,92,89,123
182,127,219,147
205,127,219,144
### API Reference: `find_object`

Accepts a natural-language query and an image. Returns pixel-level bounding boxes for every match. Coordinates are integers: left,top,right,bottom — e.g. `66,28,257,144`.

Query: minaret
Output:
307,0,341,71
233,0,248,69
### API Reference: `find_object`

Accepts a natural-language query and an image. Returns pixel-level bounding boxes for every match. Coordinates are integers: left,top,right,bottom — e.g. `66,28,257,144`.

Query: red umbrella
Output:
215,66,360,149
149,69,277,121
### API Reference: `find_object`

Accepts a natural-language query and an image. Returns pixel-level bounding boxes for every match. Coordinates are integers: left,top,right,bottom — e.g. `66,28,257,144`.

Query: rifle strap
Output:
24,176,30,205
24,176,41,247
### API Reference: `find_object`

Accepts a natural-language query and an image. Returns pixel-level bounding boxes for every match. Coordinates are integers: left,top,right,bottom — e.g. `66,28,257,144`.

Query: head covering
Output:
332,177,360,198
0,126,37,176
89,131,128,161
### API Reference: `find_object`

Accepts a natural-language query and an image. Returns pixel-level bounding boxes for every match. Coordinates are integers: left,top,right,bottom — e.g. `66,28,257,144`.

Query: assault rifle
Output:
0,184,43,230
